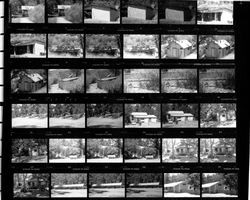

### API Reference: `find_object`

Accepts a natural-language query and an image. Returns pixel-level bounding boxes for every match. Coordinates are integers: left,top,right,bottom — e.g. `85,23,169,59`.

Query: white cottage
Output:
11,40,45,56
21,6,35,17
91,6,119,22
130,112,157,124
167,111,194,122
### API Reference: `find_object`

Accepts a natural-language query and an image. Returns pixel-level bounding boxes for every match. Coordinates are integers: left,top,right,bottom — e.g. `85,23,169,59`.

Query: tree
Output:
28,4,45,23
223,173,238,192
187,173,200,190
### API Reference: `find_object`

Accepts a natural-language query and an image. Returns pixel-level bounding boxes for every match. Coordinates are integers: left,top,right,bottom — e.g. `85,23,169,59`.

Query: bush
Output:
64,3,82,23
28,5,45,23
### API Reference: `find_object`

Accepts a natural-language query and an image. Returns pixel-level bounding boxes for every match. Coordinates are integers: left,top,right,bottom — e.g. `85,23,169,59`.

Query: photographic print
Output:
162,138,198,163
11,69,47,94
49,139,85,163
12,104,48,128
9,0,45,23
202,173,238,197
48,69,84,93
85,34,121,58
87,104,123,128
162,104,198,128
164,173,200,197
199,35,235,60
161,35,197,59
126,173,162,197
12,139,47,163
121,0,158,24
200,103,236,128
159,1,196,24
48,34,84,58
123,34,159,59
47,0,82,23
161,69,197,93
197,0,233,25
124,138,160,163
200,138,236,163
13,173,49,198
84,0,120,24
125,104,161,128
51,173,87,197
10,34,46,58
199,69,235,93
89,173,125,197
86,69,122,93
124,69,159,93
49,104,85,128
87,139,123,163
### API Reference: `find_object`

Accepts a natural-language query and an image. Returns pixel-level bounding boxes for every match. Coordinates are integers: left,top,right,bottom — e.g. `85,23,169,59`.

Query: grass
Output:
12,156,47,163
52,189,87,197
87,117,123,128
127,188,162,197
163,121,198,128
12,117,48,128
89,188,125,197
49,117,85,128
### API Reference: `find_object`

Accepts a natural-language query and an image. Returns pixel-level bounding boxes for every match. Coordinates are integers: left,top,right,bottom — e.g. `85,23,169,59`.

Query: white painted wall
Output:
92,8,111,21
128,6,146,20
34,43,45,55
221,10,233,24
165,8,184,22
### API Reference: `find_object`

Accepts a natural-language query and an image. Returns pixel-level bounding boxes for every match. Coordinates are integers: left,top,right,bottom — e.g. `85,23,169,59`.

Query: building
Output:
167,111,194,123
164,40,192,58
175,144,195,156
202,181,237,195
21,6,35,17
127,4,155,20
205,40,231,59
57,5,71,16
91,6,119,22
17,73,45,93
92,182,123,188
11,40,46,56
130,112,157,124
198,5,233,24
164,181,199,194
165,8,184,22
129,182,160,188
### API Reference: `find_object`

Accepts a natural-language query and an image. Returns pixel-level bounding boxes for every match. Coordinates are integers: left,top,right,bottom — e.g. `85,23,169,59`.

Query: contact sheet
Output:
2,0,250,200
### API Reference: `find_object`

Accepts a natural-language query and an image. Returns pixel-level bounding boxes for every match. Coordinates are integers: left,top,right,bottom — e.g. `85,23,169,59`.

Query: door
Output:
172,47,179,57
211,47,217,58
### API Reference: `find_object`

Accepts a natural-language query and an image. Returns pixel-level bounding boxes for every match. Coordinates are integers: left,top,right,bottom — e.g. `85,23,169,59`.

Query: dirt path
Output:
12,17,33,23
87,83,108,93
49,17,72,23
49,84,69,93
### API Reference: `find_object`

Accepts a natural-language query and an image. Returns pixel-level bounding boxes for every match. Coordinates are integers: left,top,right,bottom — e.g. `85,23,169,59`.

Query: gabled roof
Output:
130,182,160,187
164,181,184,188
131,112,148,116
175,40,192,48
213,40,231,48
92,182,122,187
25,73,44,82
202,181,219,188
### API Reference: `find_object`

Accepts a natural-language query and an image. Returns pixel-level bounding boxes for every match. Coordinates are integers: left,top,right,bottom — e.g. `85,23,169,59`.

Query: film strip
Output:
4,0,247,200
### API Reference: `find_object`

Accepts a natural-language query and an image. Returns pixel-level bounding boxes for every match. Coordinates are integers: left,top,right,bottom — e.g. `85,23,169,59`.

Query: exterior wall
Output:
34,43,45,56
128,6,146,20
166,42,190,58
221,10,233,24
165,8,184,22
92,8,111,21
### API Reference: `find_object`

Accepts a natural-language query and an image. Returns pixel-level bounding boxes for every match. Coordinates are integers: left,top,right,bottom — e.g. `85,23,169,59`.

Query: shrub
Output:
64,3,82,23
28,5,45,23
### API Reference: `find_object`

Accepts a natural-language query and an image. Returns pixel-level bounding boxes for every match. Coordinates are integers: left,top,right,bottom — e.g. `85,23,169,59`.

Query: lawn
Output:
12,155,47,163
163,156,198,163
163,121,198,128
51,189,87,197
202,193,237,197
49,117,85,128
125,122,161,128
127,188,162,197
12,117,48,128
164,192,200,197
14,189,49,198
49,157,85,163
123,52,158,59
200,120,236,128
87,157,123,163
125,158,160,163
89,188,125,197
87,117,123,128
122,17,157,24
200,155,236,163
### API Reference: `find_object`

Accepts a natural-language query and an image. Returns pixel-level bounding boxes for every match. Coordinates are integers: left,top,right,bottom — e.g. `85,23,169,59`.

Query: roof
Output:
91,5,118,11
131,112,157,118
202,181,219,188
54,184,84,188
130,182,160,187
183,113,194,117
213,40,231,48
167,111,193,117
21,6,35,10
175,40,192,48
57,5,72,9
131,112,148,116
92,182,122,187
11,40,45,47
25,73,44,82
164,181,184,188
128,4,153,10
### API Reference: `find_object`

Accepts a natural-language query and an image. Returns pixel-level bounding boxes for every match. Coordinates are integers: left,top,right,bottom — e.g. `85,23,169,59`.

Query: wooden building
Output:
167,111,194,123
205,39,231,59
202,181,237,195
11,40,45,56
130,112,157,124
21,6,35,17
57,5,71,16
164,40,192,58
90,6,119,22
17,73,45,93
164,181,199,194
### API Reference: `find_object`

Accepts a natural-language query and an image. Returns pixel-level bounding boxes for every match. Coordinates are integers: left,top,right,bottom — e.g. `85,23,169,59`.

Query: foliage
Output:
85,0,120,8
12,104,47,118
87,104,123,118
49,104,85,118
126,173,162,186
89,173,124,186
124,35,159,50
64,3,82,23
11,34,46,44
187,173,200,190
51,173,87,186
28,4,45,23
10,0,44,15
47,0,81,14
